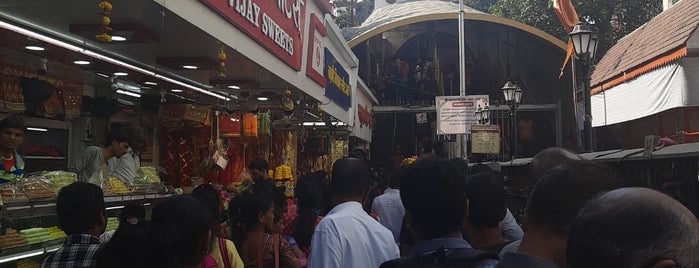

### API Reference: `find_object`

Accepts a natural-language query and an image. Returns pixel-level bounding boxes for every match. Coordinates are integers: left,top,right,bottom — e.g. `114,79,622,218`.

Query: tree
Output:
333,0,375,28
475,0,662,62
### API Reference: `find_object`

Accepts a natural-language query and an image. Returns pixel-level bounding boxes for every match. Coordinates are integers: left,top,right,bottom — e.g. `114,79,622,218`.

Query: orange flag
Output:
553,0,580,78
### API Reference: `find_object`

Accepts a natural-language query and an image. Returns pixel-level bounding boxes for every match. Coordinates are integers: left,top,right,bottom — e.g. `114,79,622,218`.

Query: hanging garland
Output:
96,1,113,43
217,47,227,79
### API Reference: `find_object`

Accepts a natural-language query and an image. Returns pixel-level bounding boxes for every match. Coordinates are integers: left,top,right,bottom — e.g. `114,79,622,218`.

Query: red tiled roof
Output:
591,0,699,90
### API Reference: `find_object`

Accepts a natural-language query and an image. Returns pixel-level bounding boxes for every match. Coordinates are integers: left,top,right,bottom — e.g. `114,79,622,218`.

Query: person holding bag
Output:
229,193,299,268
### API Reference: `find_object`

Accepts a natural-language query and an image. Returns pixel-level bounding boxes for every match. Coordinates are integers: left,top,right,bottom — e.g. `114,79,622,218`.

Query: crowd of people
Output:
39,148,699,268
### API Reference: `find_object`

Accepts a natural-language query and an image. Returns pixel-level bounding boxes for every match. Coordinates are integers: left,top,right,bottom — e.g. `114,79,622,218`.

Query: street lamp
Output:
476,104,490,125
569,21,599,152
502,81,522,158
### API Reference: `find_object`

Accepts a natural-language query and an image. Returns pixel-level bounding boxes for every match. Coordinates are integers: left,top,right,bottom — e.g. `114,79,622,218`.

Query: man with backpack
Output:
381,158,498,268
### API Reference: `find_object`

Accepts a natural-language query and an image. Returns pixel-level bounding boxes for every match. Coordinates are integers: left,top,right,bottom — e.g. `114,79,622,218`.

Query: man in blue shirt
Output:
381,158,498,268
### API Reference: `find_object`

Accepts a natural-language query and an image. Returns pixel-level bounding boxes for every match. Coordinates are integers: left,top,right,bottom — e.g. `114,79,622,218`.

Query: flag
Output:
553,0,580,78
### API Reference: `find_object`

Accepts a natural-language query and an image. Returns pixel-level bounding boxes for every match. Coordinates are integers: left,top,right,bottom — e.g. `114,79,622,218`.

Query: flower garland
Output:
96,1,113,43
217,47,227,79
401,155,419,167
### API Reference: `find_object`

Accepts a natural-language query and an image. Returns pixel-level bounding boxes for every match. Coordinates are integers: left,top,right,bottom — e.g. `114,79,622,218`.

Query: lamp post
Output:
569,21,599,152
476,104,491,125
502,81,522,159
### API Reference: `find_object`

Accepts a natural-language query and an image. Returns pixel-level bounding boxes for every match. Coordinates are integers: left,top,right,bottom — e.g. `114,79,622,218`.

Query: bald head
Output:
568,187,699,268
330,158,372,199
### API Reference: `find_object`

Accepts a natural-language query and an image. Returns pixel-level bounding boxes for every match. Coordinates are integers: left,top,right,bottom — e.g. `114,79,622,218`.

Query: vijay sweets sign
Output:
200,0,306,70
324,48,351,109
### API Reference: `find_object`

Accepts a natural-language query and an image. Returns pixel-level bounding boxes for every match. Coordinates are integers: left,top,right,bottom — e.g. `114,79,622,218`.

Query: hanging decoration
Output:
217,46,227,79
95,1,113,43
281,89,294,115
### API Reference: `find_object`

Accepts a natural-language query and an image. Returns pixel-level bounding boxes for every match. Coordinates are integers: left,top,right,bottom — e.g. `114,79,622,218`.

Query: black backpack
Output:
380,247,499,268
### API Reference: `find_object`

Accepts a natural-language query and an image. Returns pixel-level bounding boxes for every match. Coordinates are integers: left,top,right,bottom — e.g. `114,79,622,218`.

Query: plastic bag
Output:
43,171,78,192
20,176,56,200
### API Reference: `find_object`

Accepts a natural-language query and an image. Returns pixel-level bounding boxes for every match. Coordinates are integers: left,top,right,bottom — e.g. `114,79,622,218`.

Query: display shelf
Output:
0,238,62,264
0,193,172,265
1,193,172,219
23,156,66,160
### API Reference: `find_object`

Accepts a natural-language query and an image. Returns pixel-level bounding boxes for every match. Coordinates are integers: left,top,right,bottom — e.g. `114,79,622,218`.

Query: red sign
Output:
200,0,306,70
358,104,373,128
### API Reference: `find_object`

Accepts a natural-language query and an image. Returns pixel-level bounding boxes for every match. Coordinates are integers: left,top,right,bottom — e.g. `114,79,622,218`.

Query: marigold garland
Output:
401,155,419,167
96,1,113,43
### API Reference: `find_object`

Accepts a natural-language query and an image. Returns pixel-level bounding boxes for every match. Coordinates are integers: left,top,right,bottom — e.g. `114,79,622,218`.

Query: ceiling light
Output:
170,89,183,93
0,20,231,101
228,85,240,89
111,35,127,41
73,60,91,65
27,127,48,132
144,81,157,86
257,97,269,101
114,72,128,76
116,90,141,98
96,72,110,78
182,65,198,70
24,45,45,51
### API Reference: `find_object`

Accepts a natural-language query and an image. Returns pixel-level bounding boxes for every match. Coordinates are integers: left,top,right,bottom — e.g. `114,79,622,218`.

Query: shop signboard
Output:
435,95,489,134
306,14,326,87
324,48,351,109
200,0,306,70
353,87,373,142
471,125,500,154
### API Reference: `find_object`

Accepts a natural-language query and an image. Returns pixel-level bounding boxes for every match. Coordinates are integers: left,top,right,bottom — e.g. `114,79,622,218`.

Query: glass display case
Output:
0,193,171,267
18,117,71,174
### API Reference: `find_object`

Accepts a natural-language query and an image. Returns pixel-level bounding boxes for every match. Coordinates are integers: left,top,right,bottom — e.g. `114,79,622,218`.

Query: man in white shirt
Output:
108,148,140,184
308,158,399,268
372,171,405,244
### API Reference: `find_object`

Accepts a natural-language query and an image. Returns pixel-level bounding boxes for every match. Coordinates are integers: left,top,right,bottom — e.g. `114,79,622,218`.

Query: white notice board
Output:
435,95,489,134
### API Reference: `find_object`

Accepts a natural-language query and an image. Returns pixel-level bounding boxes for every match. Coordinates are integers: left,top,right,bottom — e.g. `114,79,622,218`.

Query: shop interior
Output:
0,0,353,265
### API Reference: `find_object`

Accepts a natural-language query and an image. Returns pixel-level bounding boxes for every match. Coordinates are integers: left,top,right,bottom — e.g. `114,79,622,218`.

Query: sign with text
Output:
471,125,501,154
306,14,326,86
324,48,351,109
200,0,306,70
435,95,489,134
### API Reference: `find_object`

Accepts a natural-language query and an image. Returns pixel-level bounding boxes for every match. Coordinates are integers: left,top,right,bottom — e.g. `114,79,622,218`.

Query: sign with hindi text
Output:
471,125,501,154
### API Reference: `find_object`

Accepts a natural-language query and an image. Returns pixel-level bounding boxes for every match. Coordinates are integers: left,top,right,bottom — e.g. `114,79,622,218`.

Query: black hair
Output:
329,158,372,199
191,183,223,239
469,164,492,176
228,193,274,248
150,195,213,268
449,158,469,176
567,188,699,268
104,130,131,147
314,170,328,180
401,157,467,240
293,175,322,250
248,158,269,171
465,171,506,228
0,116,25,133
118,204,146,224
96,222,150,268
389,170,404,188
530,147,583,180
525,160,620,235
56,182,105,235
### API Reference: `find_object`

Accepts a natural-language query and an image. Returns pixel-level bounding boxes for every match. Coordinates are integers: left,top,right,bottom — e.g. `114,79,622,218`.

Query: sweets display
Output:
101,177,130,195
20,177,56,200
0,183,28,203
16,259,40,268
0,228,28,249
136,167,161,183
47,226,66,240
273,165,293,180
43,171,78,192
19,228,52,245
106,217,119,231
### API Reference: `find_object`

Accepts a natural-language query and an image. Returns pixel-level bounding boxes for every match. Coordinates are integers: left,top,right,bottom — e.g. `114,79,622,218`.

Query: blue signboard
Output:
324,48,351,109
